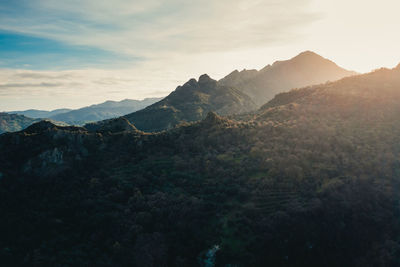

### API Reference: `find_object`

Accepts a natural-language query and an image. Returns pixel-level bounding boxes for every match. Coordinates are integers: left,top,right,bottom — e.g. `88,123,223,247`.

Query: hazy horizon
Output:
1,95,167,112
1,0,400,110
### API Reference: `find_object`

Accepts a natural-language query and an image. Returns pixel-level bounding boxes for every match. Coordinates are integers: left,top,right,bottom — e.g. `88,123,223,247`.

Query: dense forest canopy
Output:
1,65,400,266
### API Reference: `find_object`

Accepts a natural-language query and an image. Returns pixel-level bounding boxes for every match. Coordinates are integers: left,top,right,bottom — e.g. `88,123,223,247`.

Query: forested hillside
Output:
1,65,400,266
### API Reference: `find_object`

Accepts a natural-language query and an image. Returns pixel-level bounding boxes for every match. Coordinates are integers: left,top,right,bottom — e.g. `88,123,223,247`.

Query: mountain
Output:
9,108,72,119
1,64,400,266
123,74,256,132
258,65,400,119
84,117,142,134
9,98,162,126
50,98,162,125
0,113,70,135
25,51,353,131
0,113,40,134
219,51,357,106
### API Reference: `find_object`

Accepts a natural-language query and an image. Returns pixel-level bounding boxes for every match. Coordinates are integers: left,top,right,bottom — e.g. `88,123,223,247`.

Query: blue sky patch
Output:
0,31,140,70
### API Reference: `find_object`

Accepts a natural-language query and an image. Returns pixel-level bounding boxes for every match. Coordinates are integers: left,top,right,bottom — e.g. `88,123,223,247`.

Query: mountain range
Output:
10,108,72,119
1,63,400,266
50,98,163,125
121,51,355,132
122,74,255,132
0,98,163,133
3,52,355,134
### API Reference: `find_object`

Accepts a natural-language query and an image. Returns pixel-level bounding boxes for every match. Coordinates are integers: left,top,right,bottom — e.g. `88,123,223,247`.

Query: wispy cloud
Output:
0,82,63,88
0,69,174,110
0,0,318,58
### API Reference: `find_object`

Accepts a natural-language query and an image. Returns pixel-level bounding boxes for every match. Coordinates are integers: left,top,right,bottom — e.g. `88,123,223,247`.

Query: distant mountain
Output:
50,98,162,125
9,98,163,126
219,51,357,106
0,113,40,134
10,108,72,118
123,74,255,132
0,113,70,134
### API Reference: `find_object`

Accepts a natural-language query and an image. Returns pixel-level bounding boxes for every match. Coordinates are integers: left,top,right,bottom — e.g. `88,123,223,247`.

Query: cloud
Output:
0,0,319,58
0,68,174,110
12,72,75,80
0,82,62,88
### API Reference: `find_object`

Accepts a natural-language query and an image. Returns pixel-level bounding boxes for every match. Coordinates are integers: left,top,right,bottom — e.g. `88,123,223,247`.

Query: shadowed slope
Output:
124,74,255,132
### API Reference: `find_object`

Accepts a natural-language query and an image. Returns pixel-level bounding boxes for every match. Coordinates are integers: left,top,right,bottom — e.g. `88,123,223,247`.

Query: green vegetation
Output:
1,66,400,266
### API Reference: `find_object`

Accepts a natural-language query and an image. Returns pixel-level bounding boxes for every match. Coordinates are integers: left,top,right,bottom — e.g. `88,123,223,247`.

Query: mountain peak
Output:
25,120,57,133
296,50,320,58
175,74,217,92
86,117,139,133
177,75,216,92
182,78,198,87
282,50,327,64
198,74,216,84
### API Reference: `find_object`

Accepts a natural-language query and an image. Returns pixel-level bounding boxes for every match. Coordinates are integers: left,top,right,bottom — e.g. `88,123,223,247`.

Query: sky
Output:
0,0,399,111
